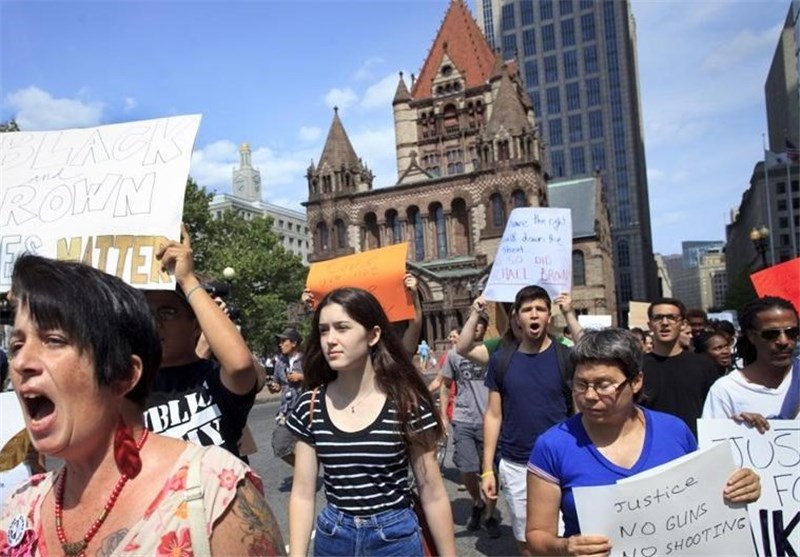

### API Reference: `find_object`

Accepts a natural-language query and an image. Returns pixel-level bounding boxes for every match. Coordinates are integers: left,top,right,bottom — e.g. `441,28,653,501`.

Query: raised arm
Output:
456,295,491,366
157,224,256,395
402,273,423,356
554,292,584,342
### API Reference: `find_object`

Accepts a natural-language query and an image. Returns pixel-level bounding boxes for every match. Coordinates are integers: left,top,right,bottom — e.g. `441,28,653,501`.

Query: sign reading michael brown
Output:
0,114,202,290
483,207,572,302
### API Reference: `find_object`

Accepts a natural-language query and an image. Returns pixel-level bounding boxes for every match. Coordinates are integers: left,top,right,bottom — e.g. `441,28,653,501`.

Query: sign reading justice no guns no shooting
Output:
483,207,572,302
0,115,201,290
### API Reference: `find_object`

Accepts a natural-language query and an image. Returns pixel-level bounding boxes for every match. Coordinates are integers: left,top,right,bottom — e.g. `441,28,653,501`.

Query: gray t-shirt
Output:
441,349,489,424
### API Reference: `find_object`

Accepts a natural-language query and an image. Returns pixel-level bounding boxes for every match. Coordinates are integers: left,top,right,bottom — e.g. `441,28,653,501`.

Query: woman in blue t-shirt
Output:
287,287,456,557
525,328,762,557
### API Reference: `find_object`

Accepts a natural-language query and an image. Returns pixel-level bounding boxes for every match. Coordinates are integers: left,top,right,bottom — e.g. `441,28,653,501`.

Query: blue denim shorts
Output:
313,504,424,557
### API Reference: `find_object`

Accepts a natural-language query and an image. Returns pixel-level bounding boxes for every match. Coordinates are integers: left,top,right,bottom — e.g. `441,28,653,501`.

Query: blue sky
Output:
1,0,792,255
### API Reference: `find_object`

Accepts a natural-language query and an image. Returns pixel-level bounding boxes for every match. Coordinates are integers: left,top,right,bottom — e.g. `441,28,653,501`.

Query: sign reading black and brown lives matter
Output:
0,115,202,290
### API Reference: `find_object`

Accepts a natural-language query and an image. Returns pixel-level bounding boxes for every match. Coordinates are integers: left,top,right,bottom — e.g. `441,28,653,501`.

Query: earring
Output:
113,418,143,478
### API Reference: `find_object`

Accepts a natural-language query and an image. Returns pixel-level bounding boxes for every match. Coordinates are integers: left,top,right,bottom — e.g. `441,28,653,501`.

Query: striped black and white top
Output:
286,387,438,516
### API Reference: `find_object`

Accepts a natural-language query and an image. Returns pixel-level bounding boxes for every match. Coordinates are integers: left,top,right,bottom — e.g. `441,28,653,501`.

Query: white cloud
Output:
353,56,385,81
190,139,239,192
4,86,104,130
361,73,401,111
350,124,398,187
323,87,358,111
298,125,322,142
123,97,138,112
702,23,783,73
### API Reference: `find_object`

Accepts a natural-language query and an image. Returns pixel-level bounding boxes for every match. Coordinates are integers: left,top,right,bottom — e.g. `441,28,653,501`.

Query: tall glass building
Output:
477,0,659,319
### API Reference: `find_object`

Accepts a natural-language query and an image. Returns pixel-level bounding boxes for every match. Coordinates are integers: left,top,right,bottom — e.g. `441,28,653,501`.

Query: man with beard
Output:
642,298,717,437
703,297,799,429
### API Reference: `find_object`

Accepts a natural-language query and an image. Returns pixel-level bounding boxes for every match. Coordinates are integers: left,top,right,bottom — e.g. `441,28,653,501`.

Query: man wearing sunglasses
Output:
703,296,799,430
641,298,718,436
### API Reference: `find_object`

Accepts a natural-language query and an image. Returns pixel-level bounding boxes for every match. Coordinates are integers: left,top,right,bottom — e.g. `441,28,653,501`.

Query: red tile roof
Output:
410,0,496,100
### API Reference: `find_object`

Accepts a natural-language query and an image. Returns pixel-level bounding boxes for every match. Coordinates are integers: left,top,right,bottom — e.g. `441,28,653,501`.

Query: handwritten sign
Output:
573,442,754,557
483,207,572,302
698,419,800,557
0,115,202,289
305,243,415,322
628,301,651,330
578,314,613,329
750,257,800,313
0,392,30,512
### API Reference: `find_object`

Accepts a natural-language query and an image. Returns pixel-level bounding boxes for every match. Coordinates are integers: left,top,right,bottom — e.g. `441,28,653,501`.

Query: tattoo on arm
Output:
232,480,287,556
96,529,128,557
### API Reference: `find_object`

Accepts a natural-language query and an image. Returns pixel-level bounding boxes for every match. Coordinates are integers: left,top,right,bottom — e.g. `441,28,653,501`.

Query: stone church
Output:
304,0,615,347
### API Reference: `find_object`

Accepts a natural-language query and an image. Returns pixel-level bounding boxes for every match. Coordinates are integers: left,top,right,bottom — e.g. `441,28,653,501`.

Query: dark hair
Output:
712,320,736,338
647,298,687,320
570,328,644,402
512,285,552,312
303,287,442,450
476,314,490,327
629,327,646,342
10,255,161,405
693,330,729,355
735,296,799,365
686,308,708,322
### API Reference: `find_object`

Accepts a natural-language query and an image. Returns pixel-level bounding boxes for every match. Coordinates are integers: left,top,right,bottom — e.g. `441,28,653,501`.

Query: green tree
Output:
0,120,20,132
725,269,757,312
180,180,306,355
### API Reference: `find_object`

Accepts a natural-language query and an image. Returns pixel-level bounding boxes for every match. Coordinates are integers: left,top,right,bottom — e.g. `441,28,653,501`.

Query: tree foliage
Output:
181,178,307,356
725,268,757,313
0,120,20,133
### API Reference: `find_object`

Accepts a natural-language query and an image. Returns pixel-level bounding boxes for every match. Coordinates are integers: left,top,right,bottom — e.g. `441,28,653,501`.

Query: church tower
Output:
232,143,262,201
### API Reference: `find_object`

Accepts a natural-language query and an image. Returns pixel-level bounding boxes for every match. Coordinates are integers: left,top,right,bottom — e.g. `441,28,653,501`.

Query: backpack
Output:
493,337,574,415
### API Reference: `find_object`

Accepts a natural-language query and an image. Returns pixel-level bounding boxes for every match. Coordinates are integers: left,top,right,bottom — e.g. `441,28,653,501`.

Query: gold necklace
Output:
348,388,375,413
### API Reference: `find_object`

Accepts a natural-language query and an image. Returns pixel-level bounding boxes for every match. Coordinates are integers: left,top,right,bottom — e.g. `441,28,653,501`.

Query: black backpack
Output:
492,337,574,415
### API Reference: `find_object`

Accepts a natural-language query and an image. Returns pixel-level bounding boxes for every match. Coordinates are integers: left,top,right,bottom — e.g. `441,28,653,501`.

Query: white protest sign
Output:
698,419,799,557
578,314,613,330
0,392,30,511
573,442,754,557
0,114,202,290
483,207,572,302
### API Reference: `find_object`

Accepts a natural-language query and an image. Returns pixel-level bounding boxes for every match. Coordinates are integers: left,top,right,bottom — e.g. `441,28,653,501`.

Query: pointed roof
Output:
410,0,495,99
486,71,532,136
317,107,360,170
393,72,412,105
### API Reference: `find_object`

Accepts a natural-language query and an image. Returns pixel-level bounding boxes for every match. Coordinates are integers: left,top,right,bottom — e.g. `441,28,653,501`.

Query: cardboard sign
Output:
0,115,202,290
698,419,800,557
305,243,415,322
628,301,651,330
573,442,754,557
750,257,800,312
578,314,613,330
483,207,572,302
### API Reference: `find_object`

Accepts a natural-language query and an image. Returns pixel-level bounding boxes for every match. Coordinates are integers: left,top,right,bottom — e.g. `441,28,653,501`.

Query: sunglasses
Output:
757,327,800,341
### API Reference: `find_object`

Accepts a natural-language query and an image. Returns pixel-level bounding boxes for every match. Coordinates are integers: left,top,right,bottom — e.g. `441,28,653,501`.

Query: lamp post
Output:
749,226,770,269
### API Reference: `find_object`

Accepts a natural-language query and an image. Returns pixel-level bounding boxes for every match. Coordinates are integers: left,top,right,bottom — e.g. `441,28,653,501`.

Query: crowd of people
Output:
0,233,797,556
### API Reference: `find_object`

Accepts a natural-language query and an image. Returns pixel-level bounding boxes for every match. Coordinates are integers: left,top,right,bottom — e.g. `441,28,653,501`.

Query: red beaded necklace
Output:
55,428,149,557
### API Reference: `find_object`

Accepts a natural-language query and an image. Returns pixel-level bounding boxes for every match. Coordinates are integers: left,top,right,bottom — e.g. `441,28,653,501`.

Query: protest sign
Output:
698,419,800,557
628,301,650,329
305,243,415,322
573,442,754,557
0,392,30,511
0,115,202,290
578,314,613,329
750,257,800,312
483,207,572,302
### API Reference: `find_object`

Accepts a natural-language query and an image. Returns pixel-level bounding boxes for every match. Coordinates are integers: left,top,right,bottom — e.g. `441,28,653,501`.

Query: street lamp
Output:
222,267,236,281
749,226,770,269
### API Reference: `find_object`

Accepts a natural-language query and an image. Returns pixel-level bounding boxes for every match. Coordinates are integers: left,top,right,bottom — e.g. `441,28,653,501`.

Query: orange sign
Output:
750,257,800,312
306,243,415,322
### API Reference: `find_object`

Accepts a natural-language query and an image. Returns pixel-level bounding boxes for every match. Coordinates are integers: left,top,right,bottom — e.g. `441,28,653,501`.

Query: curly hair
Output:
735,296,798,365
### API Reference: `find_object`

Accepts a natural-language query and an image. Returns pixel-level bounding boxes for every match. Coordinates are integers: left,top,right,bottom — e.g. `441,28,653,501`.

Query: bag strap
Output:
184,446,211,556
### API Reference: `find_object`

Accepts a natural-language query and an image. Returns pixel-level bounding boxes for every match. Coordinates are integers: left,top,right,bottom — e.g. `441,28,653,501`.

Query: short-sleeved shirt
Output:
273,352,304,415
441,349,489,424
144,359,255,457
702,363,797,419
484,343,569,463
641,351,717,437
528,408,697,536
286,387,438,515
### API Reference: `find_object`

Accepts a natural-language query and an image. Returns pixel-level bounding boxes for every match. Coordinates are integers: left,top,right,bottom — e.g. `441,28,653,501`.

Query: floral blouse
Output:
0,444,261,556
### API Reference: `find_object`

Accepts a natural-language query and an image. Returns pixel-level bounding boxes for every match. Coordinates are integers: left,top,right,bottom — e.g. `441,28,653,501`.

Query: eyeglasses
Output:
569,378,630,396
650,314,682,323
153,307,179,322
757,327,800,341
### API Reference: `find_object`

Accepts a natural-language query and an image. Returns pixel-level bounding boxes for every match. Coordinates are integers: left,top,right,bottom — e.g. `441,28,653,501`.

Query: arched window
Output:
572,250,586,286
490,194,506,228
408,206,425,261
497,140,510,161
617,239,630,268
443,103,459,133
451,198,470,255
316,222,329,252
512,189,527,208
432,203,447,258
386,209,403,243
364,212,380,250
334,219,347,249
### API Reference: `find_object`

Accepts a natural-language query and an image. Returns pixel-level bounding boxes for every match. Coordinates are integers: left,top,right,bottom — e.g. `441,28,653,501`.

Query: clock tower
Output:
232,143,262,201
